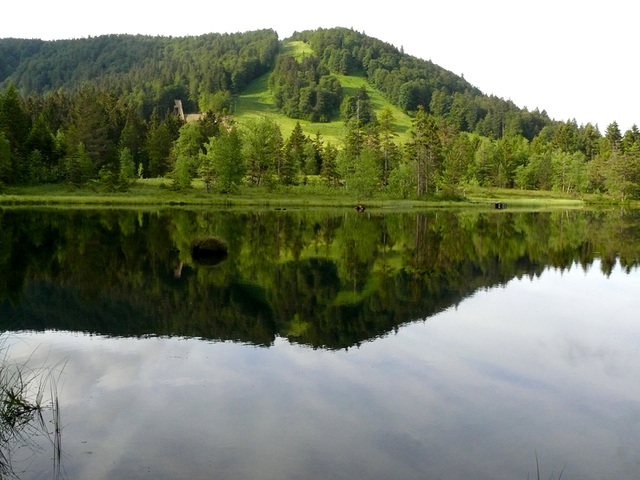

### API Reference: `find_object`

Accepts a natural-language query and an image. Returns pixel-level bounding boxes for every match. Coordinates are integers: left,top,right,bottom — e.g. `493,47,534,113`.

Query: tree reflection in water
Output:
0,207,638,349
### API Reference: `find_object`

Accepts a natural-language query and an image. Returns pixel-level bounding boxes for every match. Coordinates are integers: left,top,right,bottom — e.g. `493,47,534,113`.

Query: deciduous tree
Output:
244,117,283,187
199,127,245,193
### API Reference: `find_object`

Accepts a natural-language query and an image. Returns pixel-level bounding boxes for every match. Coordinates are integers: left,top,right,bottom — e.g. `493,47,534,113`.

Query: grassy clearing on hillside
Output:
336,75,413,142
280,41,313,59
234,72,348,144
233,40,414,145
234,74,412,145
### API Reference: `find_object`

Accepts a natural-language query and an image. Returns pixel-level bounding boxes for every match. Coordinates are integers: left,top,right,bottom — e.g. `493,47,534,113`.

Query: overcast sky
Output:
3,0,638,132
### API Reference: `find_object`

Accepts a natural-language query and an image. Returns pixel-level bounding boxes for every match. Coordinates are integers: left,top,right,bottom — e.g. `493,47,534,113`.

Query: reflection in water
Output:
0,208,639,479
0,208,638,347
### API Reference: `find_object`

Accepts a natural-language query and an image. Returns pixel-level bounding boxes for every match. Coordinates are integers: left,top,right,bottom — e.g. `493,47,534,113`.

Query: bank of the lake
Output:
0,179,597,209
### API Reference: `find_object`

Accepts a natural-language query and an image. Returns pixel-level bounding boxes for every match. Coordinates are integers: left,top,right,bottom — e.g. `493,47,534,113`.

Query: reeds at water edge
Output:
0,335,65,478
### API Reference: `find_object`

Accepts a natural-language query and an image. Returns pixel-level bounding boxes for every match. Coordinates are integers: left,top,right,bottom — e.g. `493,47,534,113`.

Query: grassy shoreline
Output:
0,178,629,210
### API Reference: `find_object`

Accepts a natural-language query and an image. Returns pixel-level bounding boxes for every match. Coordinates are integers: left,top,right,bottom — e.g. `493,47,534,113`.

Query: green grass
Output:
463,185,600,208
336,74,413,143
0,180,590,210
279,40,313,60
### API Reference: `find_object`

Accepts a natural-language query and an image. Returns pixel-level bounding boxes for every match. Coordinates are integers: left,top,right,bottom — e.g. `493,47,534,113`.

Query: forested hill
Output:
274,28,551,139
1,27,550,139
0,30,280,115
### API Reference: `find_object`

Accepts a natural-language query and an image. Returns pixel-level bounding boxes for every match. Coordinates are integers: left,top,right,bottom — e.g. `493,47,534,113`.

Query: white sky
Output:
3,0,638,132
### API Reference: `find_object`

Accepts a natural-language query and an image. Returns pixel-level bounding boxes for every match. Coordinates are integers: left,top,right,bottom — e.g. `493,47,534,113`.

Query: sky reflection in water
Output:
5,260,639,480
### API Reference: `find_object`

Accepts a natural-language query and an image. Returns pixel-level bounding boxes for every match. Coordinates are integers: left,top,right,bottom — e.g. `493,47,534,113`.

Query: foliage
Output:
280,122,305,184
407,107,442,196
268,54,342,122
118,147,136,190
0,29,637,201
170,120,214,190
199,127,245,193
0,133,11,186
320,141,340,187
290,27,552,141
145,111,181,178
64,142,94,188
341,147,381,200
341,86,376,125
171,153,193,191
243,117,283,187
0,30,279,113
388,159,416,199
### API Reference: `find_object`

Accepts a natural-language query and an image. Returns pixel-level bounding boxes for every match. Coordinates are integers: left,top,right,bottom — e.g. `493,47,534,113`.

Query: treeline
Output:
0,83,187,187
0,30,279,115
1,81,639,201
180,101,640,201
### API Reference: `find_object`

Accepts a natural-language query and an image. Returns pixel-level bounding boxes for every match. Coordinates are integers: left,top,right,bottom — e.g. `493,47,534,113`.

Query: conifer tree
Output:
320,142,340,187
0,133,11,187
378,107,397,185
71,85,112,171
408,106,442,196
119,111,148,174
281,122,306,184
145,110,173,178
605,121,622,154
0,84,30,183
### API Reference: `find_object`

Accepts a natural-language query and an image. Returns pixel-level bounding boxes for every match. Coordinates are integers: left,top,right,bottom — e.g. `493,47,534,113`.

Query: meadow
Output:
0,179,589,210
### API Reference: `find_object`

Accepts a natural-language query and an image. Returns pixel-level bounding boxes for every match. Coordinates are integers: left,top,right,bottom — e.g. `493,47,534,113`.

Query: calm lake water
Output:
0,207,638,480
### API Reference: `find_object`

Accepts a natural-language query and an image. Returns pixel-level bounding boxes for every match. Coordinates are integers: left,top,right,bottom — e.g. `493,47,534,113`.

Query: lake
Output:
0,207,638,480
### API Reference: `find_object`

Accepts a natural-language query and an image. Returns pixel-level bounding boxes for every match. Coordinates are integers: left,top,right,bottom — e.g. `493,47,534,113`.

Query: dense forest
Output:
0,27,638,200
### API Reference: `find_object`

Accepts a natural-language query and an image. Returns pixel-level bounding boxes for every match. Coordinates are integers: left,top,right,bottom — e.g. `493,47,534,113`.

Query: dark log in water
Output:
191,237,228,266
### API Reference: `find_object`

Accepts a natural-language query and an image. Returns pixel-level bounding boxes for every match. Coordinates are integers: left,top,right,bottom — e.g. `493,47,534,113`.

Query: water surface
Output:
1,207,638,479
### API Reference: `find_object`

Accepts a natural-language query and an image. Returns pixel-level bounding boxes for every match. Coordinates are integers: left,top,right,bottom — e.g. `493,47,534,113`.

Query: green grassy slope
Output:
279,40,313,59
233,41,413,146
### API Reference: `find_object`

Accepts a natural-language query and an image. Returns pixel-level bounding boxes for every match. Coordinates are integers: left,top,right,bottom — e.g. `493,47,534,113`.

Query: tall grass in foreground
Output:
0,337,64,478
528,451,565,480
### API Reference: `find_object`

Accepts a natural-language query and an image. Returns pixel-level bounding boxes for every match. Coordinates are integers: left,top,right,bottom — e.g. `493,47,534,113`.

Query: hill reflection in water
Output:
4,259,639,480
1,207,639,347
